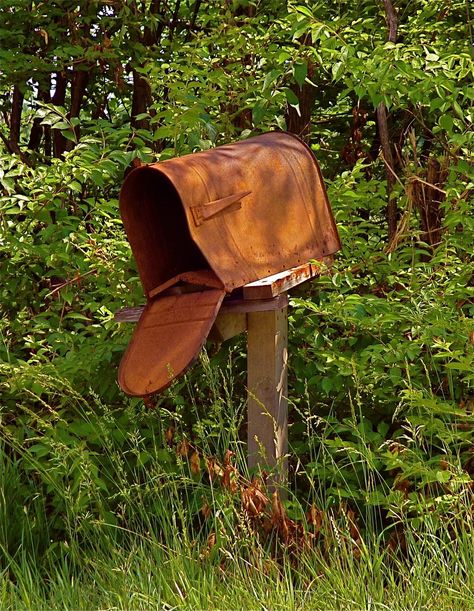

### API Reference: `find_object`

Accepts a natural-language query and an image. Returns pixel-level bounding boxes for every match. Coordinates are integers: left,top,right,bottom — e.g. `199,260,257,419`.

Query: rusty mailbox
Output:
118,131,341,397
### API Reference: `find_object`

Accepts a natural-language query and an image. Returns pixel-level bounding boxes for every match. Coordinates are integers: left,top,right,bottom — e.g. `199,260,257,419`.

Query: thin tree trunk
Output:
131,68,153,131
414,156,446,248
377,0,398,241
168,0,181,44
65,67,90,151
129,0,170,148
28,78,51,152
383,0,398,42
130,0,165,132
9,85,24,155
70,69,89,120
285,62,317,144
52,71,68,157
185,0,202,41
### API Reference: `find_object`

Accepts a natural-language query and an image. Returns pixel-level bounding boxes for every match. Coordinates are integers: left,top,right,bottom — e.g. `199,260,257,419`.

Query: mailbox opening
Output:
119,166,227,397
120,167,210,297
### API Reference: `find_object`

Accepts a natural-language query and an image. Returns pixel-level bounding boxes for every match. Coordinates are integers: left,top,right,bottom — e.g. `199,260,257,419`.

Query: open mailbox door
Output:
118,132,341,397
118,286,225,397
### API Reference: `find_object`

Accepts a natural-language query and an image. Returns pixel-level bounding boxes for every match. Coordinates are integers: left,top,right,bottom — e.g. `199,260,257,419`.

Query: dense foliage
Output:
0,0,472,599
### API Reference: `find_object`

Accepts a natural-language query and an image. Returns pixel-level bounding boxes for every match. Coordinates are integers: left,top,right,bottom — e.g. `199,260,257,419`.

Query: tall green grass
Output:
0,358,472,610
0,473,472,610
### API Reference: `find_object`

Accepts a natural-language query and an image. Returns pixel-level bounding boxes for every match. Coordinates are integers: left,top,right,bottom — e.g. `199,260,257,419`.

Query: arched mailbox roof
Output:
120,132,340,296
118,132,341,397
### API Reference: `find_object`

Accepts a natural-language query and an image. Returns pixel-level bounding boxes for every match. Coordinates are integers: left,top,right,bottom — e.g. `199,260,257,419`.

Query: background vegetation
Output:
0,0,473,608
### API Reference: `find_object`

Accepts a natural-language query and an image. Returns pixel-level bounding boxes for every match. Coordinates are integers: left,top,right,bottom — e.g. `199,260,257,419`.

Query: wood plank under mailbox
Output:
114,266,316,323
243,261,328,300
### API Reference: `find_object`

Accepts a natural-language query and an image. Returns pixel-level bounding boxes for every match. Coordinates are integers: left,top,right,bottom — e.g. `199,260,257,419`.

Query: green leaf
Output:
295,6,313,18
69,181,82,192
436,470,451,484
252,100,267,125
332,61,344,81
275,115,286,130
61,130,77,142
293,22,310,39
51,121,71,130
263,68,280,91
453,100,464,120
293,62,307,87
153,126,173,140
439,114,453,132
321,377,333,393
90,169,104,187
284,88,300,106
28,443,50,458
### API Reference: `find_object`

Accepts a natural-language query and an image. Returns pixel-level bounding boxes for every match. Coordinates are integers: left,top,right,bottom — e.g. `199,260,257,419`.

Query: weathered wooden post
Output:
247,304,288,473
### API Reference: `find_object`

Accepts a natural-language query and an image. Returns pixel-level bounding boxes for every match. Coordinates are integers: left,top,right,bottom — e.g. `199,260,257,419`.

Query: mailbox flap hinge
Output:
191,190,251,226
148,270,224,299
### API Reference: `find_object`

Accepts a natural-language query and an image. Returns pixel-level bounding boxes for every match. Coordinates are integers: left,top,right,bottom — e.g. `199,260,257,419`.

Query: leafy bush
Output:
0,1,472,602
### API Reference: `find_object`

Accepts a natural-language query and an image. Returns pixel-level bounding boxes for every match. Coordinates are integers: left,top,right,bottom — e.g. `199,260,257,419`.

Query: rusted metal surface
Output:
117,131,341,397
148,269,223,299
191,190,252,226
118,288,225,397
120,132,340,296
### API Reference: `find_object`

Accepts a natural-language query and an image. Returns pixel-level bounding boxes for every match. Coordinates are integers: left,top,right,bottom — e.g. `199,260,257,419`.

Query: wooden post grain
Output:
247,305,288,480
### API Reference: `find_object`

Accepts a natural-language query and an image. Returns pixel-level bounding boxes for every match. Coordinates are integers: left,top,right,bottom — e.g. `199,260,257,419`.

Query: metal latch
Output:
190,190,251,226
